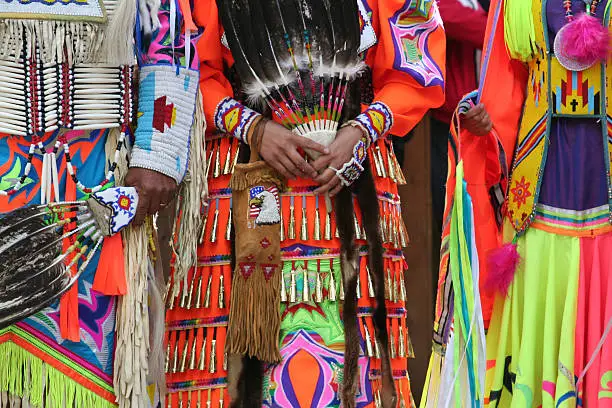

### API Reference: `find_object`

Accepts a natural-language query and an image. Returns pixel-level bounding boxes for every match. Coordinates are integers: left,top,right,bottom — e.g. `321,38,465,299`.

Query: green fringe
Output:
0,342,117,408
504,0,537,61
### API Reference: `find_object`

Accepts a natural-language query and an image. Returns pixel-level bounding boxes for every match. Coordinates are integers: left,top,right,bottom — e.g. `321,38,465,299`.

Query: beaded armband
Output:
214,97,261,144
334,139,368,187
131,65,199,183
354,101,394,144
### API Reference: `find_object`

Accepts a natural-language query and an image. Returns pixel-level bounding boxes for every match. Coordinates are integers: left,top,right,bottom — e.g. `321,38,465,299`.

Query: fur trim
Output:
561,13,610,64
485,243,520,296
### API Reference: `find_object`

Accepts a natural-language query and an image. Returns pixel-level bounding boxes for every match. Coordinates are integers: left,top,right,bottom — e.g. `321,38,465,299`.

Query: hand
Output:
460,103,492,136
125,167,178,226
259,121,329,180
312,126,364,197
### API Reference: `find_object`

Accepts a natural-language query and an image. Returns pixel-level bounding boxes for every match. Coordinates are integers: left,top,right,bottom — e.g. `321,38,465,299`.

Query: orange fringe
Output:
60,170,80,342
93,233,127,295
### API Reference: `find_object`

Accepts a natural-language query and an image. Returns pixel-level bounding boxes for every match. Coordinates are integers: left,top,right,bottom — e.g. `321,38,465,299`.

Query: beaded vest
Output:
506,0,612,234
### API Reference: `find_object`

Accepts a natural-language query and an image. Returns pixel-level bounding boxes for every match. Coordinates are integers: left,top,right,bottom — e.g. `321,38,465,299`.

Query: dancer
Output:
0,1,203,407
426,0,612,406
163,0,445,407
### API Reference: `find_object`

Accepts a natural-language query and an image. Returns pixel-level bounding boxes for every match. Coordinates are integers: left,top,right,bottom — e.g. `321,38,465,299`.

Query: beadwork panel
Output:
0,0,106,22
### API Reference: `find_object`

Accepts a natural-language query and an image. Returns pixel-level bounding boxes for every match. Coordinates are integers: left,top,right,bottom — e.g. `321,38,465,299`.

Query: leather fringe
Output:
107,127,158,408
171,92,208,290
226,161,283,364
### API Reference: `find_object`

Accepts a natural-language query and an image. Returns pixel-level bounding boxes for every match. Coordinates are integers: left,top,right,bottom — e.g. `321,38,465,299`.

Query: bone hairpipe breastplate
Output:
0,0,136,136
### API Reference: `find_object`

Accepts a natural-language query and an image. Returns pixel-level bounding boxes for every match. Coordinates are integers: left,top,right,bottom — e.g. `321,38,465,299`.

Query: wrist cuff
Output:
354,101,394,143
214,97,261,144
131,65,199,183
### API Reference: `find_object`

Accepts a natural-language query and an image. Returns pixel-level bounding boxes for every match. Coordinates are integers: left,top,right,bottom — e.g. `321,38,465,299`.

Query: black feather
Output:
0,211,68,329
321,0,348,67
220,0,361,132
303,0,334,67
259,0,292,70
341,0,361,64
218,0,267,97
0,203,94,328
0,205,45,235
249,0,286,85
0,206,52,249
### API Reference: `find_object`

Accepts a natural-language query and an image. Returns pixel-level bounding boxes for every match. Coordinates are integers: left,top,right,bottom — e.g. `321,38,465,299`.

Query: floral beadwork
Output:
510,176,532,209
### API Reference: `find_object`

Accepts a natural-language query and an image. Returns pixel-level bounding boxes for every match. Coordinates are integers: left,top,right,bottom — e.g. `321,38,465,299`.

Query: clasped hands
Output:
258,120,365,197
124,120,364,226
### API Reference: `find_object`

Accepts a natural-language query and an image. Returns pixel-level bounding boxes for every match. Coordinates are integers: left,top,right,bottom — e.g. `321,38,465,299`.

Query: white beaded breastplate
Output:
0,0,136,137
0,0,136,200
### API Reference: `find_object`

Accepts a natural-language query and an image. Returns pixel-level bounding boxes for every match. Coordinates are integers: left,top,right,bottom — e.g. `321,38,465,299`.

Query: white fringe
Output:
146,255,167,401
171,91,208,289
99,0,138,65
106,129,151,408
0,0,136,65
0,20,103,64
113,228,150,408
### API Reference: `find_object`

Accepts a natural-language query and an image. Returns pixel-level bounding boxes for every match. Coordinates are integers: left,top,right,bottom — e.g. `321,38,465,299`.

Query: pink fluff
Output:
562,13,611,64
485,243,520,296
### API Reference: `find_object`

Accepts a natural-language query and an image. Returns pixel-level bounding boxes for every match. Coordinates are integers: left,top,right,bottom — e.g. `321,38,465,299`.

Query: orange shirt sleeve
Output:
192,0,236,130
478,0,528,165
364,0,446,137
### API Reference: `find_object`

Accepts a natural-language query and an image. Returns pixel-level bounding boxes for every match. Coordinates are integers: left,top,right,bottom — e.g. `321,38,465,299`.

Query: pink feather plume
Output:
485,243,520,296
562,13,610,64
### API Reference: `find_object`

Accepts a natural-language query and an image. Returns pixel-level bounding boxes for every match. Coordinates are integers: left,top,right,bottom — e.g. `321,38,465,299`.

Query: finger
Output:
317,175,341,196
314,170,338,195
133,191,149,226
470,108,486,124
276,164,293,181
278,156,300,179
287,149,317,178
314,168,336,186
462,104,484,119
268,155,293,180
462,118,475,129
329,181,344,197
476,109,488,123
474,125,492,136
462,107,480,119
311,155,333,173
161,183,176,208
472,128,486,136
148,188,162,217
292,135,330,155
